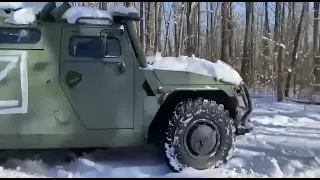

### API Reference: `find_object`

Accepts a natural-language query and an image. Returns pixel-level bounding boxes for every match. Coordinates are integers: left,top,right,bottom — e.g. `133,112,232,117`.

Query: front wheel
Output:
164,98,236,172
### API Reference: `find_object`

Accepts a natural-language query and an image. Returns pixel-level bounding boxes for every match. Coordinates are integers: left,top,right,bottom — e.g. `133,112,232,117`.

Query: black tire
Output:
163,98,236,172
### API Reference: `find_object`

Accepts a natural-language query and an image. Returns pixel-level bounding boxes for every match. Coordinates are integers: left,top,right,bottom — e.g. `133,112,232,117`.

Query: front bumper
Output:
234,83,253,136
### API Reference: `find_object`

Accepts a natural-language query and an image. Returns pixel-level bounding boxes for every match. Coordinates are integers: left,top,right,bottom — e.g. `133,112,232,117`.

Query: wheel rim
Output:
183,119,220,160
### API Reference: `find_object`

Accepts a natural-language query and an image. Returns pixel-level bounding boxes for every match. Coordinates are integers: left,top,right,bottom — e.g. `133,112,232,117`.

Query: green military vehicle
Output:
0,2,253,172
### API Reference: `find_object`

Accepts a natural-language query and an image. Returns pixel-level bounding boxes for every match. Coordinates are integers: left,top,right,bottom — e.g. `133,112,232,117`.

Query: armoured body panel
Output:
0,13,239,149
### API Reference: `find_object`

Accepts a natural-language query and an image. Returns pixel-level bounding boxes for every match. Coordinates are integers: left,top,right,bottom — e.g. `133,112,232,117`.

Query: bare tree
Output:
178,3,185,56
276,2,285,101
158,2,163,52
163,3,173,56
197,2,201,57
241,2,253,86
249,2,255,84
314,2,320,97
145,2,153,54
154,2,159,54
139,2,145,52
186,2,193,57
206,2,210,59
221,2,230,62
124,2,131,7
84,2,319,100
285,2,308,97
228,2,234,61
262,2,271,82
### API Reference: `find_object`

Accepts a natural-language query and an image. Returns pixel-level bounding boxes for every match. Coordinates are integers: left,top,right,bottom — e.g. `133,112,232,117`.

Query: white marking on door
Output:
0,51,28,114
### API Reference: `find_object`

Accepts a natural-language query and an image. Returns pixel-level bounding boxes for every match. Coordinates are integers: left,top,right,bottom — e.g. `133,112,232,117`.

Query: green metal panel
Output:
153,69,232,85
0,12,242,149
59,25,134,130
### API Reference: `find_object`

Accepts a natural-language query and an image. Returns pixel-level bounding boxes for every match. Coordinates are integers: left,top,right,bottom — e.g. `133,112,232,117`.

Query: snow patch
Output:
62,6,112,24
0,2,54,12
145,53,243,86
164,143,181,171
0,2,24,10
62,4,138,24
0,2,64,25
4,8,35,25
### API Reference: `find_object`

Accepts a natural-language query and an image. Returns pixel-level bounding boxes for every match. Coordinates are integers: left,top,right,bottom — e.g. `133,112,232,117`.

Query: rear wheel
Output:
163,98,235,172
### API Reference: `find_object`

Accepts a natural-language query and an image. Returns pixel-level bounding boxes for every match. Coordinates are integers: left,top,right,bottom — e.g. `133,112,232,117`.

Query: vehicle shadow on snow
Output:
0,147,172,178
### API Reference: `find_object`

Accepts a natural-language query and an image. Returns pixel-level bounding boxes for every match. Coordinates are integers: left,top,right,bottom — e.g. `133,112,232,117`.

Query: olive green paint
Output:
0,12,239,149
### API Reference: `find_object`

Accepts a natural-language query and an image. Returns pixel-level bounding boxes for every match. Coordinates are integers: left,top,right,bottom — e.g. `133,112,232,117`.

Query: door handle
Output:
118,62,126,73
101,60,126,73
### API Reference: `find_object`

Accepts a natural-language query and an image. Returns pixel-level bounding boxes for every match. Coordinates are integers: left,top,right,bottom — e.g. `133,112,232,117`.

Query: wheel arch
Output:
146,90,237,144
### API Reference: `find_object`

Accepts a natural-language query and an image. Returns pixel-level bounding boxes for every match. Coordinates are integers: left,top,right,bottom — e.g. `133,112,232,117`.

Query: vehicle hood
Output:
145,54,243,86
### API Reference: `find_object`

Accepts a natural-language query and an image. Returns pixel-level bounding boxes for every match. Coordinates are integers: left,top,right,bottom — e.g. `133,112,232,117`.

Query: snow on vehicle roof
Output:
0,2,138,25
146,53,243,86
61,4,138,24
61,6,112,24
0,2,24,10
0,2,63,25
0,2,63,13
4,8,35,25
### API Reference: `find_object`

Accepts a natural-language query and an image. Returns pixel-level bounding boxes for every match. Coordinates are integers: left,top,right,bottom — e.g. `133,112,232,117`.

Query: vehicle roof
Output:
0,2,139,27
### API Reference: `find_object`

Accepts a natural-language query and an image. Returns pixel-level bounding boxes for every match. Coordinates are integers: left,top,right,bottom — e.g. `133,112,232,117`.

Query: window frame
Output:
0,27,41,44
68,35,122,59
0,26,44,50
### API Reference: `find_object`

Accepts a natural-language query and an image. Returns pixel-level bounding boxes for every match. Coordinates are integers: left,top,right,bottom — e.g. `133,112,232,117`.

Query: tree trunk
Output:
285,2,308,97
262,2,271,83
276,2,285,101
139,2,145,52
240,2,252,85
154,2,159,54
228,2,234,61
124,2,131,7
192,3,196,54
272,2,280,98
314,3,320,96
164,4,173,56
304,3,309,56
197,2,201,57
292,3,297,95
174,2,179,56
178,3,185,56
210,3,217,60
186,2,193,57
158,2,163,53
250,2,255,86
206,2,210,59
213,2,219,45
303,2,310,93
145,2,152,54
221,2,229,62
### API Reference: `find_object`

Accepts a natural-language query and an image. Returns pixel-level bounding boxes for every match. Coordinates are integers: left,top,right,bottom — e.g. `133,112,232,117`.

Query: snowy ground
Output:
0,94,319,178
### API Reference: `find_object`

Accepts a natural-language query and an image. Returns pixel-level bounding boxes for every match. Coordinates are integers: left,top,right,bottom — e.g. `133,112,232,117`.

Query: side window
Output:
105,37,121,57
69,36,121,58
0,28,41,44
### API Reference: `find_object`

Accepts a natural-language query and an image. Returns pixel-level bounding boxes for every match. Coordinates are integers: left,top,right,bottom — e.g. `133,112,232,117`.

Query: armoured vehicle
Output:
0,2,253,172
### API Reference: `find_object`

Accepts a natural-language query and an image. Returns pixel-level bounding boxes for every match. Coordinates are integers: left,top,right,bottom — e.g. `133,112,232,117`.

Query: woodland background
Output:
70,2,320,102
